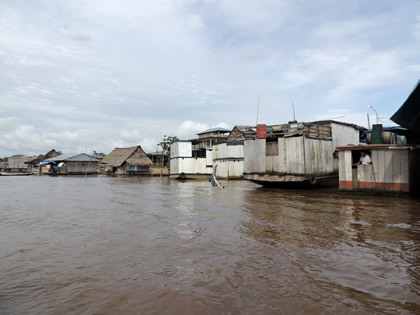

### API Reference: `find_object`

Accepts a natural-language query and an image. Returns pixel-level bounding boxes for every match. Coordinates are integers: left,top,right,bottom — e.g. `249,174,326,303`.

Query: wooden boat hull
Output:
243,172,338,188
0,172,31,176
170,173,211,180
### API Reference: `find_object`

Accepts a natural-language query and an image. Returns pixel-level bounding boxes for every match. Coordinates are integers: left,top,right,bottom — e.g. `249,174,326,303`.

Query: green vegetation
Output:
158,135,179,155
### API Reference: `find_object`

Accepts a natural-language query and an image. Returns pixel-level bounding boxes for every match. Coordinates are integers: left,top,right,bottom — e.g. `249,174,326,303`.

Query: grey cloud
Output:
0,0,419,156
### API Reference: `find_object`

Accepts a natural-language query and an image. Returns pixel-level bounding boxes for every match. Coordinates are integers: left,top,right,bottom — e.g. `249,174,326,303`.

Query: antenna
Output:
256,96,260,125
291,100,297,122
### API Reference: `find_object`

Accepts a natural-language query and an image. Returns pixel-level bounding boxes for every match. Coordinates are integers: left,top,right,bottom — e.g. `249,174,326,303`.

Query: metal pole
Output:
292,100,296,121
256,96,260,126
374,109,379,124
368,105,379,124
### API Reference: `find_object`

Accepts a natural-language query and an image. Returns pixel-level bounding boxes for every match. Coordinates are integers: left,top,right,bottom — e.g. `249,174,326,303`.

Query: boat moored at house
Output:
243,120,364,186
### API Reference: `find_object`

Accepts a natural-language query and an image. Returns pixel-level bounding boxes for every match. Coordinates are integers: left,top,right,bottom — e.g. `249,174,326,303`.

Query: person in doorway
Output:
355,151,371,165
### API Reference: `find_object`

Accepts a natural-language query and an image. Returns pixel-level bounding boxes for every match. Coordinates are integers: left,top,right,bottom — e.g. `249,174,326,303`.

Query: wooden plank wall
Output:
330,123,360,151
244,139,266,173
265,141,279,173
339,149,411,192
303,138,333,175
338,151,353,190
285,137,305,174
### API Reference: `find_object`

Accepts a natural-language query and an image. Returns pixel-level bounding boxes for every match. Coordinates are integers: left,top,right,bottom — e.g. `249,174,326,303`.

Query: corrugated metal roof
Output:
197,127,231,135
44,153,99,162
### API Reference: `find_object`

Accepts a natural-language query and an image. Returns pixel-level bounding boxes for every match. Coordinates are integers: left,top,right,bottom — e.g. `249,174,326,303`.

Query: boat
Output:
0,172,31,176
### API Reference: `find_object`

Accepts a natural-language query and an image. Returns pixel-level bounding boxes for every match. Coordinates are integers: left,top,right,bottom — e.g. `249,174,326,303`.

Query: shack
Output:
43,153,99,175
170,127,229,179
212,126,254,179
337,145,420,194
3,155,37,173
25,149,61,175
0,162,7,172
101,146,152,175
243,120,363,186
337,80,420,195
170,141,213,179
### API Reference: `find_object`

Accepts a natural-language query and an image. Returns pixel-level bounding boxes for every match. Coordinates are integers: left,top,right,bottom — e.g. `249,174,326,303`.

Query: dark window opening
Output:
351,150,371,167
266,141,279,156
192,148,207,158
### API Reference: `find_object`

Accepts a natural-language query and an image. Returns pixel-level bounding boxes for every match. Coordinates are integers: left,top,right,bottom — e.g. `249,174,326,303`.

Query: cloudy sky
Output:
1,0,419,156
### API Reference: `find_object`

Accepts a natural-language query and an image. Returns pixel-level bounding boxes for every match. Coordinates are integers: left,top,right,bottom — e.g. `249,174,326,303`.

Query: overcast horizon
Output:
1,0,419,156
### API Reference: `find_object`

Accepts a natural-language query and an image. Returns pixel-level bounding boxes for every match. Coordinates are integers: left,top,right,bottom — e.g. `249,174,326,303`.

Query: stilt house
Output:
102,146,152,175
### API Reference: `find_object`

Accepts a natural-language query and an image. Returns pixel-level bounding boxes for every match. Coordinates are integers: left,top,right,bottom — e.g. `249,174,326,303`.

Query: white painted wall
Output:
170,142,192,158
214,160,244,178
212,143,244,178
170,157,210,175
213,143,244,160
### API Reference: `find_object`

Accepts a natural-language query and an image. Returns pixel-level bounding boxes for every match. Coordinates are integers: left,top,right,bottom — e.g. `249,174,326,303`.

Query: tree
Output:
158,135,179,155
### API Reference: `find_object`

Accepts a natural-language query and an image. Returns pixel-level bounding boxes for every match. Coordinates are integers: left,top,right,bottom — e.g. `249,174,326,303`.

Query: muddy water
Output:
0,176,419,314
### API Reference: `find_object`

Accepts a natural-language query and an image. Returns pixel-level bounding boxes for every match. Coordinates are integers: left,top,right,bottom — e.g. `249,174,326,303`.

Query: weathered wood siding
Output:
338,151,353,190
65,161,98,174
213,143,244,178
339,148,413,193
304,138,333,175
278,137,305,174
265,141,279,173
244,139,266,173
331,123,360,150
214,160,244,178
246,137,333,176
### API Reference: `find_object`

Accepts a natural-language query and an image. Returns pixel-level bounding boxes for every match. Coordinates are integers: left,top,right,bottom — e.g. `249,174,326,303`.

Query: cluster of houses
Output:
170,81,420,196
1,81,419,196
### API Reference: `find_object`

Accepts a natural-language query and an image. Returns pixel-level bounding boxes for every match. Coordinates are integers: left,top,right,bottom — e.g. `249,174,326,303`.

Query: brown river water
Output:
1,176,419,314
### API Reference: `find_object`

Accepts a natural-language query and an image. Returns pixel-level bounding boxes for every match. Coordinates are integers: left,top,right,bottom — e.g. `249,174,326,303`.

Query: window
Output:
266,141,279,156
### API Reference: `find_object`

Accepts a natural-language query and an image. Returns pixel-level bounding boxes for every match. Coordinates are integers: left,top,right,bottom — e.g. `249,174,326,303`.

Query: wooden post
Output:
160,151,163,177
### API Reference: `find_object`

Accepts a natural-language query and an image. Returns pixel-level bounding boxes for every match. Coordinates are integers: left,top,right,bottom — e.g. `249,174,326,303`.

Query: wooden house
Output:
337,144,420,195
243,120,363,186
170,141,213,179
3,156,37,173
0,162,7,171
194,127,230,149
102,146,152,175
24,149,61,175
43,153,99,175
337,80,420,195
170,128,231,179
212,126,254,179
